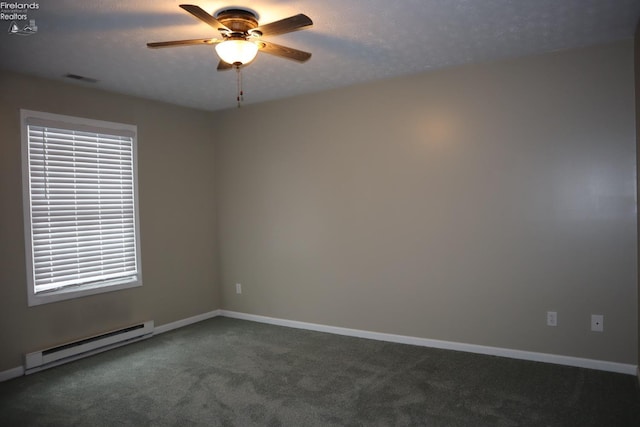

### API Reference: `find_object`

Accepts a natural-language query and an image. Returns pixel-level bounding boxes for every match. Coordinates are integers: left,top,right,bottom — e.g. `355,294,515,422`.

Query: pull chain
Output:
235,64,244,108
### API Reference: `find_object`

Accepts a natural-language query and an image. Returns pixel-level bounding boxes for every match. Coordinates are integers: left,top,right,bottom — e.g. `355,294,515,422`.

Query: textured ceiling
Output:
1,0,639,112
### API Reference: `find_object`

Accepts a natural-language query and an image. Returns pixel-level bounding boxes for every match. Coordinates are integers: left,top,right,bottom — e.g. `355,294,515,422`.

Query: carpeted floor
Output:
1,316,639,426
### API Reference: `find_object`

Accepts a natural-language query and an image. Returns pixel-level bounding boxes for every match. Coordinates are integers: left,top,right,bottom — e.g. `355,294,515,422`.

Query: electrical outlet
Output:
235,283,242,294
591,314,603,332
547,311,557,327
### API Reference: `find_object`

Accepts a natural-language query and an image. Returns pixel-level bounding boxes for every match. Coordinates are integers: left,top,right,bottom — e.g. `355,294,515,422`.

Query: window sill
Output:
27,277,142,307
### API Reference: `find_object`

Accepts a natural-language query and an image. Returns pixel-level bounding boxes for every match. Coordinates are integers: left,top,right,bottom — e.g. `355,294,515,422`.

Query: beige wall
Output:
1,40,637,373
214,41,638,364
0,71,220,371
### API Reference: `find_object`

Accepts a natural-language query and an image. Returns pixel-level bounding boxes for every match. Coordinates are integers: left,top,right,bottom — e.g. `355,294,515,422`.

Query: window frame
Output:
21,109,142,306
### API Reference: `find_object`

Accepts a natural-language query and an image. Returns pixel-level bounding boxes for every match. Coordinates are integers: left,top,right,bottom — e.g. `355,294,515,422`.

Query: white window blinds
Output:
24,115,140,295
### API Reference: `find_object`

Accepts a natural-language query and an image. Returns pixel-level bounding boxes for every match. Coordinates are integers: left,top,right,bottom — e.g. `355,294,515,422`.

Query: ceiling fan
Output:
147,4,313,70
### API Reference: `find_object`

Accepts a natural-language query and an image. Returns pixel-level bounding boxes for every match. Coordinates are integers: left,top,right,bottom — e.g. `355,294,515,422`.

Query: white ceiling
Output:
1,0,639,112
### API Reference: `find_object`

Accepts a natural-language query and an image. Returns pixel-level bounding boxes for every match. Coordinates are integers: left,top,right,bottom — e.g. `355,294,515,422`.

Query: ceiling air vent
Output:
64,73,98,83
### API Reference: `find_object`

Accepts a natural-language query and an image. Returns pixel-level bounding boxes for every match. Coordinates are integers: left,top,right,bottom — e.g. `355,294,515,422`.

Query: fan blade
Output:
217,60,234,71
180,4,230,32
258,41,311,62
147,38,219,48
253,14,312,37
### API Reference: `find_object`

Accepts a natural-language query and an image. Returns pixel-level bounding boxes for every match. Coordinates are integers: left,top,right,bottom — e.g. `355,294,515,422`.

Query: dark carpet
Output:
1,317,639,426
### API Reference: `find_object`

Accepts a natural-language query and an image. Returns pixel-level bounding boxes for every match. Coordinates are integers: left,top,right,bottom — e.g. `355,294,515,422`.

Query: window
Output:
21,110,142,306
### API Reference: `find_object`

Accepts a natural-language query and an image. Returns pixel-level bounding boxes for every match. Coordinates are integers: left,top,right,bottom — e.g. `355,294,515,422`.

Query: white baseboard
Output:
0,366,24,382
3,309,635,382
153,309,221,335
219,310,638,376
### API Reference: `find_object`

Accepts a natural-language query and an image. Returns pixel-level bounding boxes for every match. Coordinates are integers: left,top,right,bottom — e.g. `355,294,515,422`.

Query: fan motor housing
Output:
215,9,258,33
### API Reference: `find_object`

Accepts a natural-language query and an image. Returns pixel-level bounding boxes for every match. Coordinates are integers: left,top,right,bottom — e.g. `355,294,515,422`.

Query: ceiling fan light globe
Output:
215,40,259,65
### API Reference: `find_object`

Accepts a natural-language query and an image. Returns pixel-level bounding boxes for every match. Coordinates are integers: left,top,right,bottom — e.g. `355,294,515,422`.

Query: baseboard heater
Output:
24,320,154,375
